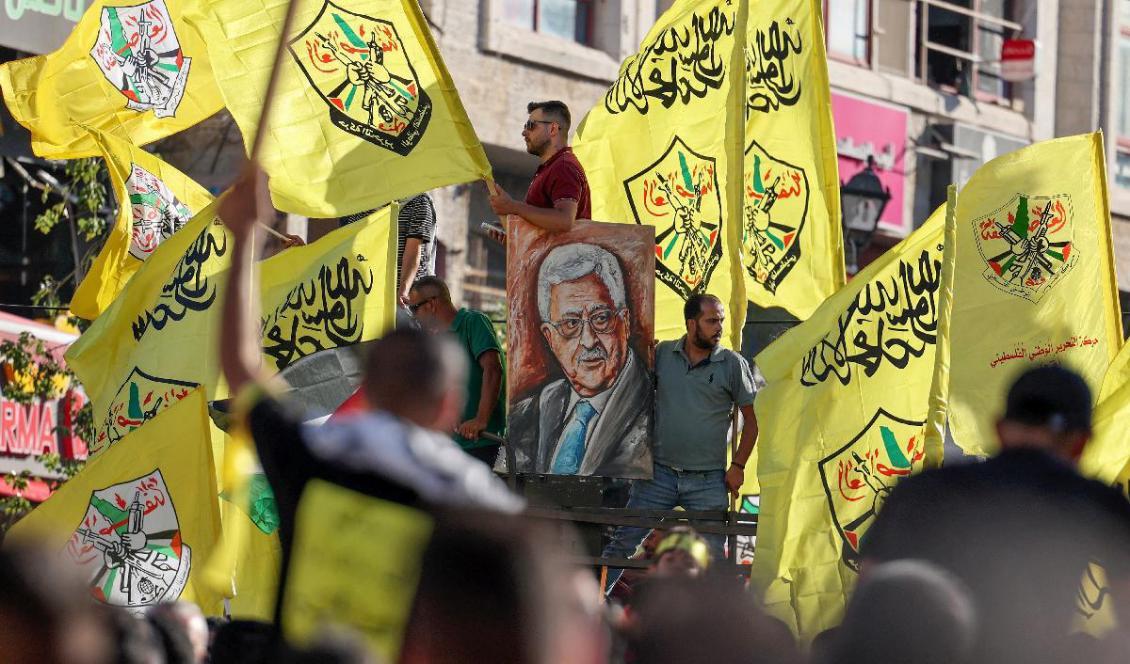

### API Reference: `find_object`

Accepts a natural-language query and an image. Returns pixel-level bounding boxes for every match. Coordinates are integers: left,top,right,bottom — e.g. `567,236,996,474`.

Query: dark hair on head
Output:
684,293,722,322
1004,364,1093,433
411,275,452,305
363,328,466,414
208,619,274,664
527,100,571,135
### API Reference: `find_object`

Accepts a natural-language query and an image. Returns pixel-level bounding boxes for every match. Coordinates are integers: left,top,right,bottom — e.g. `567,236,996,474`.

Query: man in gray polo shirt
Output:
602,293,757,584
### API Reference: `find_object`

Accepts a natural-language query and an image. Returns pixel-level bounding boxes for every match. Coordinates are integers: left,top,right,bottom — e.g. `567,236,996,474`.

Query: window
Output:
1123,0,1130,24
502,0,595,46
824,0,871,64
915,0,1020,103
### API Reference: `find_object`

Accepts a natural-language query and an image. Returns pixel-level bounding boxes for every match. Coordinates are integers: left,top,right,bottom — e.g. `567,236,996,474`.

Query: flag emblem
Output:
742,140,809,292
972,193,1075,303
818,409,926,571
126,163,196,260
289,1,432,155
65,469,192,611
624,136,723,300
95,367,197,455
89,0,191,118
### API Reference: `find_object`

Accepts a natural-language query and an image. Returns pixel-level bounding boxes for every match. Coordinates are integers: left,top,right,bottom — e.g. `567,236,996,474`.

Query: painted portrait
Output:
507,217,655,478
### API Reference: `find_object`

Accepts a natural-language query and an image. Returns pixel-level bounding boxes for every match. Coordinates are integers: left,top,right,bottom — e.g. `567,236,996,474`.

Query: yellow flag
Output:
202,418,282,622
941,133,1122,457
72,128,215,321
183,0,491,217
750,208,947,640
282,479,432,660
1073,337,1130,636
0,0,223,159
572,0,748,347
6,389,224,615
741,0,844,319
65,207,397,457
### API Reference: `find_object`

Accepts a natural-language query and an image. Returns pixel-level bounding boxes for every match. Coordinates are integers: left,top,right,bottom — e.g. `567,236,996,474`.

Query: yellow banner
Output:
750,208,947,640
572,0,748,347
0,0,223,159
1073,337,1130,636
942,133,1122,457
184,0,491,217
741,0,844,319
283,480,433,661
6,389,224,615
72,128,215,321
65,207,397,457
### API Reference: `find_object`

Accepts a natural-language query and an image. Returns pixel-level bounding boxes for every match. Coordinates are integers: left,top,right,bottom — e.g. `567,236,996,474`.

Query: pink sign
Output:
832,93,908,234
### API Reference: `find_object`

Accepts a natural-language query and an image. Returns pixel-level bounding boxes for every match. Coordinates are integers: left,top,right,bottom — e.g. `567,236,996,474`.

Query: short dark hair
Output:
527,100,571,135
1004,365,1093,433
684,293,722,322
411,275,452,305
363,328,465,414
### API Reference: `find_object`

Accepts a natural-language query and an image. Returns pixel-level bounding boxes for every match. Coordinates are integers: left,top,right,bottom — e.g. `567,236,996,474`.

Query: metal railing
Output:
479,432,760,577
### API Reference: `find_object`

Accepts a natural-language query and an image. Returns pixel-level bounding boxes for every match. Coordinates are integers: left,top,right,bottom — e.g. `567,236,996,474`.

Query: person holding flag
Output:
215,165,521,658
486,100,592,237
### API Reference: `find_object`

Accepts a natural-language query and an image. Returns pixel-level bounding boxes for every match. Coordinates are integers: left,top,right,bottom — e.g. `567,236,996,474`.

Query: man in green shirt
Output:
408,276,506,464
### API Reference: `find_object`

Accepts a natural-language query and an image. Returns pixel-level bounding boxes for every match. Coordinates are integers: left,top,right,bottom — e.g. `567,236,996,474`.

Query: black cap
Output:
1003,365,1092,433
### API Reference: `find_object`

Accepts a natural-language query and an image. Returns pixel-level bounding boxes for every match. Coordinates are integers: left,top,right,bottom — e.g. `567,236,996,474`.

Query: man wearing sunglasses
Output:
486,100,592,234
408,276,506,465
509,243,652,477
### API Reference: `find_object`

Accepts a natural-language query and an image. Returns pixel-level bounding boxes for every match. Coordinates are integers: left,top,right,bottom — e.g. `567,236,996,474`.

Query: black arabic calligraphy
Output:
604,6,735,115
747,18,803,115
131,224,228,342
801,246,943,387
261,256,375,370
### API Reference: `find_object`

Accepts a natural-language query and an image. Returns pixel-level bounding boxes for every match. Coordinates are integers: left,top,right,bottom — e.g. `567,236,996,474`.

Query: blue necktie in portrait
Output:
552,400,597,474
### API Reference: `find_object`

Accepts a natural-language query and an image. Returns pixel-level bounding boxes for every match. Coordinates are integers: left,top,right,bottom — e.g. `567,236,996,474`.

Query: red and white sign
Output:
1001,39,1036,82
0,312,86,502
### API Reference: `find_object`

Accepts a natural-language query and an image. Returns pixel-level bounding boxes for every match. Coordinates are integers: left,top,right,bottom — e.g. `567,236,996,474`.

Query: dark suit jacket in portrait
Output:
508,350,653,478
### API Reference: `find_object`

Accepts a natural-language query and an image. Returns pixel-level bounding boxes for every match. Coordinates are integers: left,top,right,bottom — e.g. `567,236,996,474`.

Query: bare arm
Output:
725,403,758,496
488,183,578,232
398,237,423,304
456,350,502,440
217,166,272,396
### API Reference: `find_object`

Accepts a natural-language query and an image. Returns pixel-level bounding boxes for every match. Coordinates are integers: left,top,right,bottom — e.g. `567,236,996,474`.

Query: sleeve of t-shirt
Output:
547,163,585,205
467,312,503,361
730,353,756,406
399,195,436,241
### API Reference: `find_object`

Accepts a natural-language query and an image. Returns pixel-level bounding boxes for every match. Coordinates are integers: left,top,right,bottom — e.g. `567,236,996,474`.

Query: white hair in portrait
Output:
537,243,627,322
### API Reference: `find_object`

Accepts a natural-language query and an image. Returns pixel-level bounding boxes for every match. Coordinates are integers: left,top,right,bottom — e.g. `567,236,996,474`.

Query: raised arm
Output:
217,165,273,395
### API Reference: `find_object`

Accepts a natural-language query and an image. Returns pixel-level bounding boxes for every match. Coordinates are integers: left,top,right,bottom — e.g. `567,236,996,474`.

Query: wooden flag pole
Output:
483,178,509,230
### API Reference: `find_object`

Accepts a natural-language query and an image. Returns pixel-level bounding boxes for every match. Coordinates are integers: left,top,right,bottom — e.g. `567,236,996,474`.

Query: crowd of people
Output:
6,101,1130,663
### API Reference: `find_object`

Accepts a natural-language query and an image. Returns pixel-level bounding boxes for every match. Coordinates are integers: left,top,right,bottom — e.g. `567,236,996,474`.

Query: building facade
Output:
4,0,1130,308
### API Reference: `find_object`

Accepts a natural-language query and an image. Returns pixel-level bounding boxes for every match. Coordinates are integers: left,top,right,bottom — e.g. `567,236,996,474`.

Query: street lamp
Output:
840,156,892,274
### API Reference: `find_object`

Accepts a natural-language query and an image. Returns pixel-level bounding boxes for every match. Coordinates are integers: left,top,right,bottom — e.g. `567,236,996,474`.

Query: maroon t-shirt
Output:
525,147,592,220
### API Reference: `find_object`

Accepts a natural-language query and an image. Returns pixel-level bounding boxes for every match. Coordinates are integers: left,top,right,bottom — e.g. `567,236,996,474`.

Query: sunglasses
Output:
523,119,557,131
408,296,436,314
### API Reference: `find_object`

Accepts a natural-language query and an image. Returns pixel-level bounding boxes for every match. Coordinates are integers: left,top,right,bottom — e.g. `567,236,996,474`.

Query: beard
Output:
525,136,549,157
692,328,720,350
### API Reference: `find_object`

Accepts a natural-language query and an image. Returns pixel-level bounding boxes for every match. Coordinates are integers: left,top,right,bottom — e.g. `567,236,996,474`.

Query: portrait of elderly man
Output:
509,242,653,477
